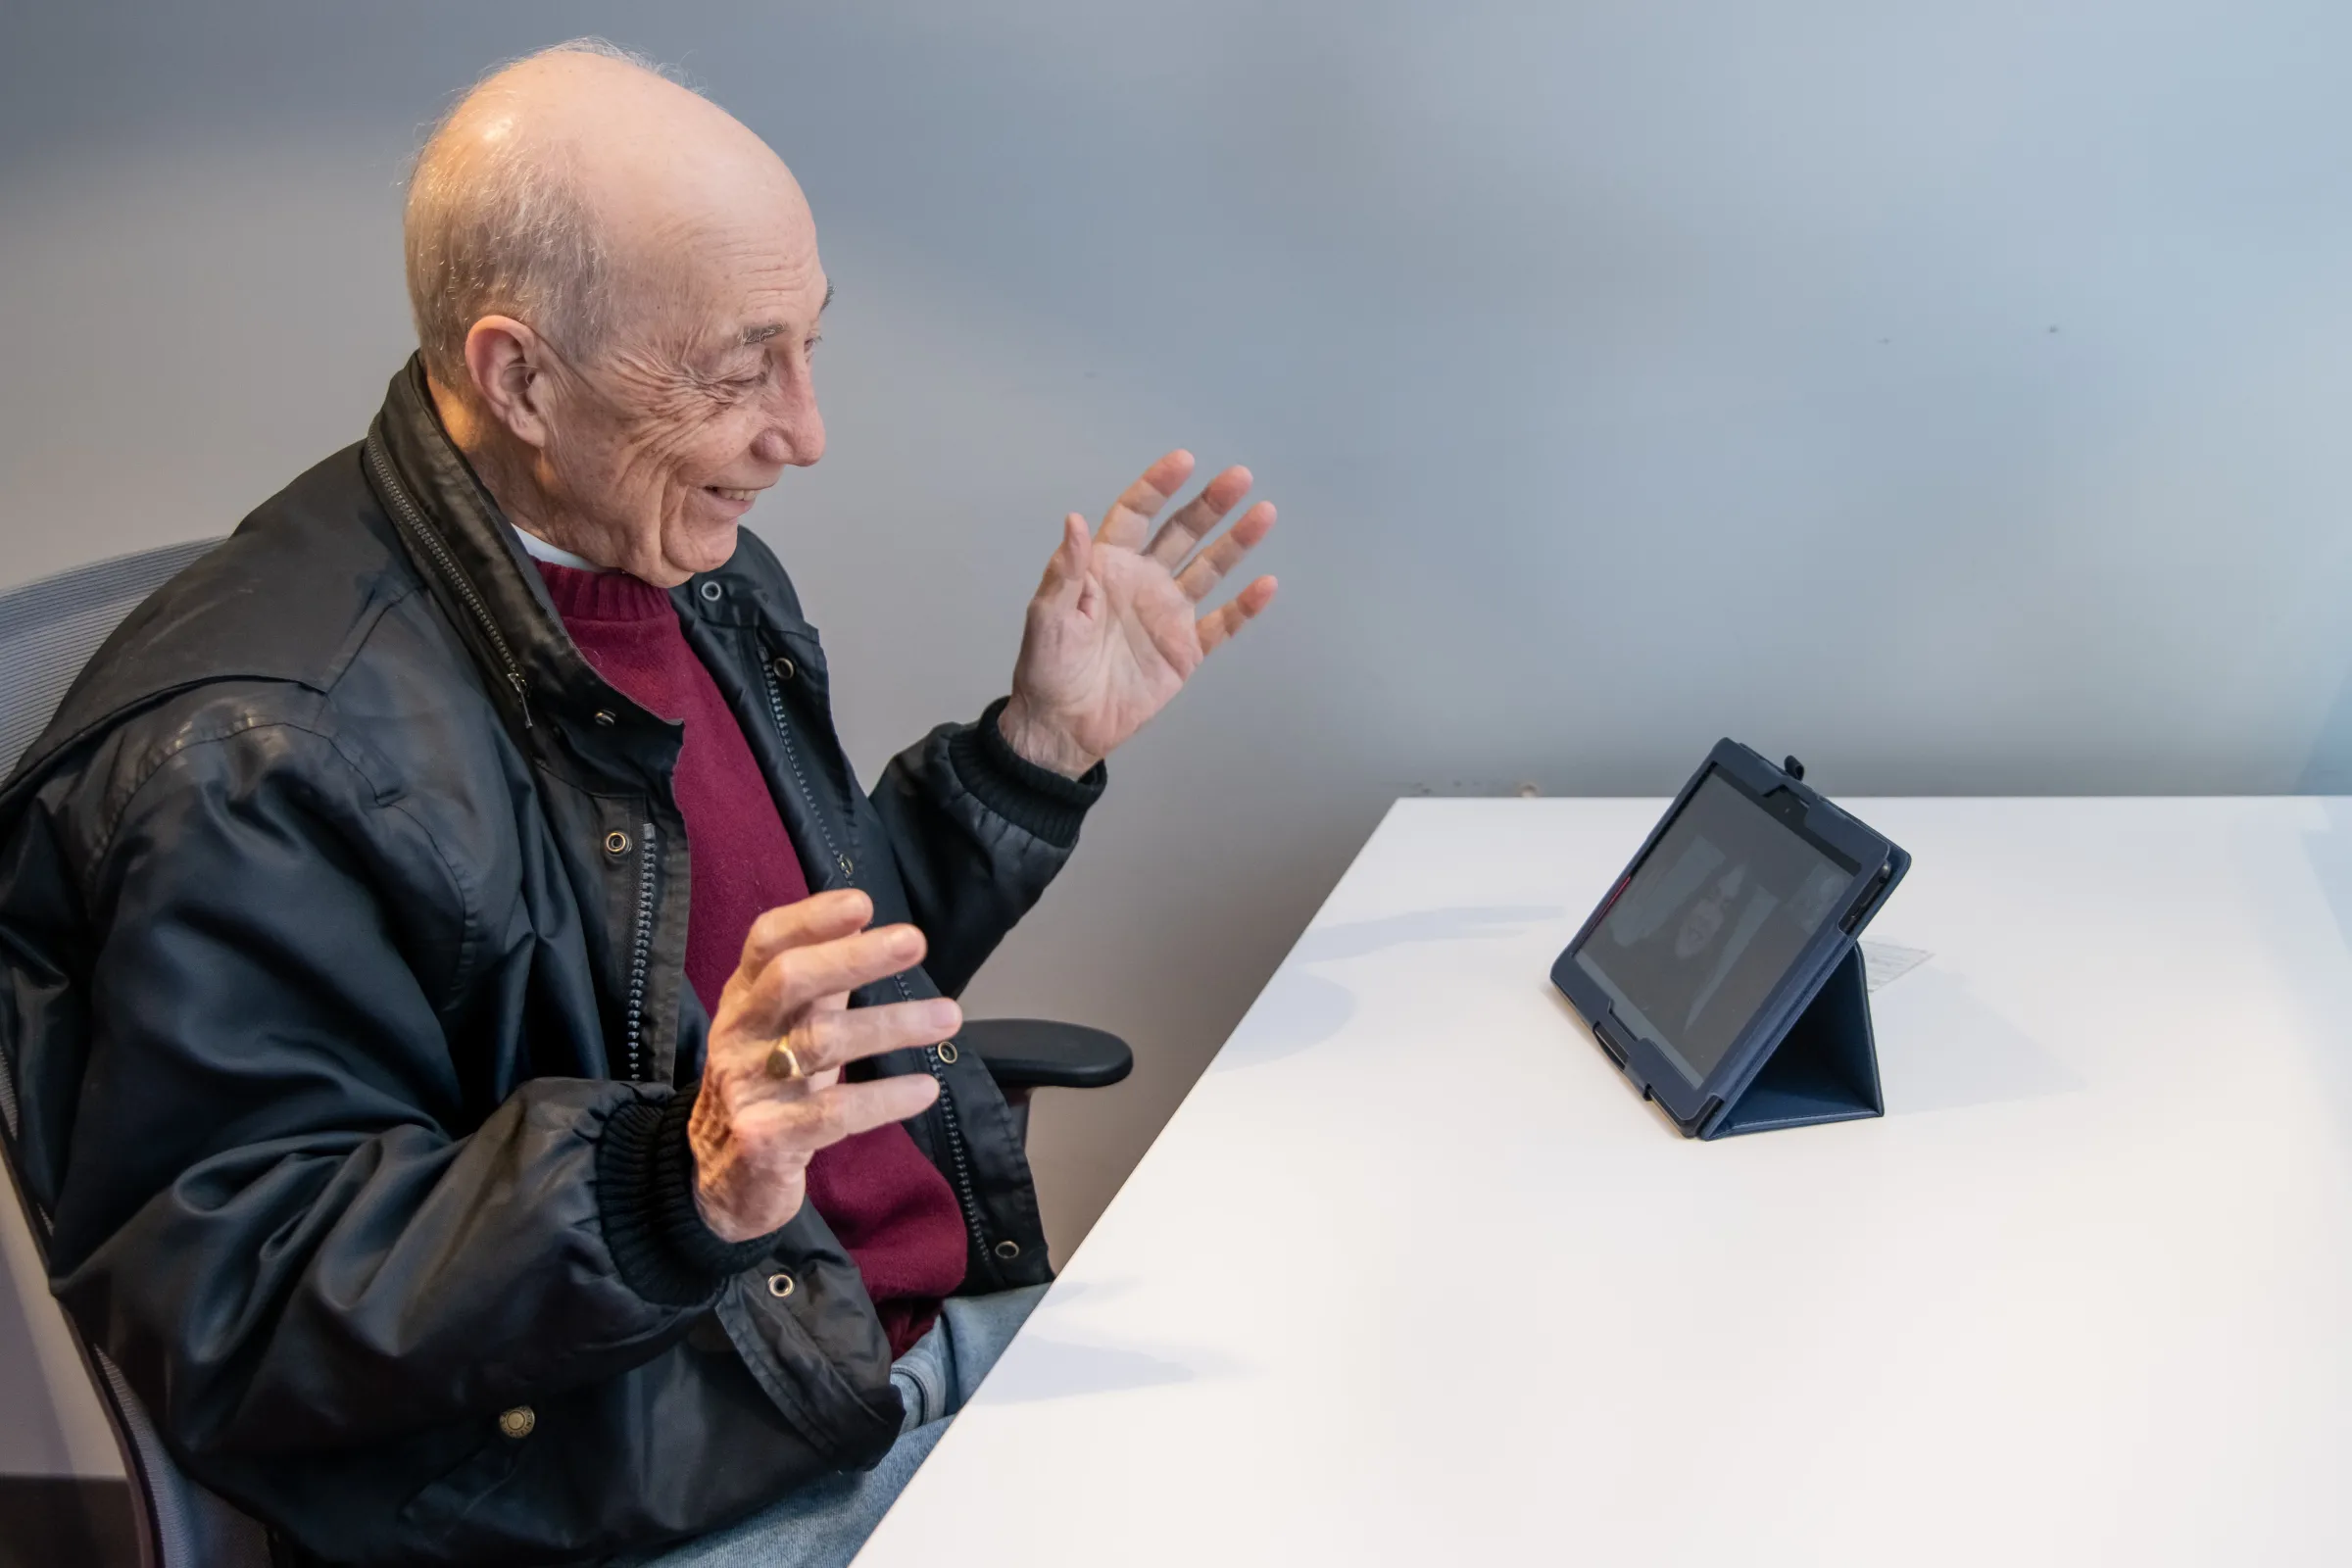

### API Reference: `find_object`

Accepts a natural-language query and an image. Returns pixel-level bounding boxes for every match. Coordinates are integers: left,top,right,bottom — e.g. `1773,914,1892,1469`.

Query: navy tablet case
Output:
1550,743,1906,1140
1701,943,1881,1137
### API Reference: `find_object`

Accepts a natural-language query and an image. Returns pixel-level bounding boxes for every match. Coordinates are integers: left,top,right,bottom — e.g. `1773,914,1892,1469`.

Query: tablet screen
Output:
1574,769,1859,1085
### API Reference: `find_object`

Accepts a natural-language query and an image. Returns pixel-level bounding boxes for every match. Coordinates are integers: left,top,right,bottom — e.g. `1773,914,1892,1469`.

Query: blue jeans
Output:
630,1285,1047,1568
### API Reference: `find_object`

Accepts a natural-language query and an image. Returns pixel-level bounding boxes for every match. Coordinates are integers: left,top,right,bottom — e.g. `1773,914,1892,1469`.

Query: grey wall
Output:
6,0,2352,1474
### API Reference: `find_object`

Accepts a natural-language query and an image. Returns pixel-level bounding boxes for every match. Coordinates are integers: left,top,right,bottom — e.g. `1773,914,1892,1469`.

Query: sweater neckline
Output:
532,559,675,624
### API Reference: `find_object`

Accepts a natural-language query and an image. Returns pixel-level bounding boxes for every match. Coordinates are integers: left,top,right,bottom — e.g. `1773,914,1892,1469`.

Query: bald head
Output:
403,40,831,586
405,39,814,391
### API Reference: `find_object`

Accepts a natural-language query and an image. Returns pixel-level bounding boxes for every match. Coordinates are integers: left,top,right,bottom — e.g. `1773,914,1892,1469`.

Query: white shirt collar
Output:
510,524,609,573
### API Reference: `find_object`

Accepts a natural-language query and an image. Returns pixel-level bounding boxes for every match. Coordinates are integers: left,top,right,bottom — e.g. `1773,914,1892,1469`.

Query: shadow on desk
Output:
2285,798,2352,1139
1211,900,2089,1118
1212,906,1563,1073
980,1338,1206,1403
1536,957,2082,1121
978,1282,1241,1404
1872,967,2083,1116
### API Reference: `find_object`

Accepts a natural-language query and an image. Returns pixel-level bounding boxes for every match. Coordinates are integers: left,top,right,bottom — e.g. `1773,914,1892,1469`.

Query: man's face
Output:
528,208,829,585
1675,865,1749,957
1674,898,1725,959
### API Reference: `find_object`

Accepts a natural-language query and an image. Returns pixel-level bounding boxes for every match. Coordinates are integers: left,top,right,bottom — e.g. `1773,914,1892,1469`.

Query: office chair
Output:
0,538,1129,1568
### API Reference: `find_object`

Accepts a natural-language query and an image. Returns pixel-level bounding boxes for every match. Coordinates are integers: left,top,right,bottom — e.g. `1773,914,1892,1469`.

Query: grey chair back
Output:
0,537,220,775
0,538,273,1568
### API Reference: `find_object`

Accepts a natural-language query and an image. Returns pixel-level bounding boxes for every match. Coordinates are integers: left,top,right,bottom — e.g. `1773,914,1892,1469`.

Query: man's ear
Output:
462,316,555,450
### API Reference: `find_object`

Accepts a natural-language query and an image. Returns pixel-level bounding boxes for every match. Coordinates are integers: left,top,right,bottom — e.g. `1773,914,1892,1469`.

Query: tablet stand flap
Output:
1704,946,1885,1140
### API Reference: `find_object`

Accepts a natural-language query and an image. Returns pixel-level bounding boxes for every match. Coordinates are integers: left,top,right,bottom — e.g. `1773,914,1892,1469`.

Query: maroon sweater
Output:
534,560,966,1356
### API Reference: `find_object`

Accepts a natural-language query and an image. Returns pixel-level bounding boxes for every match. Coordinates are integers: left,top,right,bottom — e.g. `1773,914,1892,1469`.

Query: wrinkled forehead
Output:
603,158,827,354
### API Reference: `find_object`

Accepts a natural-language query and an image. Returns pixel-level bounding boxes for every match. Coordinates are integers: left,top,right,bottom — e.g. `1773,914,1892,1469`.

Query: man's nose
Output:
754,379,825,468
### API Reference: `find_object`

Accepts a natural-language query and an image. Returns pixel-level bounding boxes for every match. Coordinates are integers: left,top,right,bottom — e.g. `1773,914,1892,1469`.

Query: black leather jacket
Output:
0,361,1102,1565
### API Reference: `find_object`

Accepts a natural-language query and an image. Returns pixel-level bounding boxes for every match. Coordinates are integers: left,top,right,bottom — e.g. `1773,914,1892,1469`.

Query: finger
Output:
1173,500,1275,603
1196,574,1279,656
746,1073,943,1155
790,997,961,1078
1032,512,1092,609
751,923,927,1022
738,889,873,978
1097,450,1196,551
1144,465,1253,569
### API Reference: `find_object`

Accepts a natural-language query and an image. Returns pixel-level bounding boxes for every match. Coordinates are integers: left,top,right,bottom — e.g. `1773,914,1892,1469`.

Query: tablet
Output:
1549,740,1908,1137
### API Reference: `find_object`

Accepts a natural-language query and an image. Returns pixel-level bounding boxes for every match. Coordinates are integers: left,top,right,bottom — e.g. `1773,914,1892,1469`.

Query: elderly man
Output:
0,40,1275,1568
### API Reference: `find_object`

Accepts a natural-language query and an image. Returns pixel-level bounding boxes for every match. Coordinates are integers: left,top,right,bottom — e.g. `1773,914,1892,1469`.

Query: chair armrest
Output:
958,1019,1133,1092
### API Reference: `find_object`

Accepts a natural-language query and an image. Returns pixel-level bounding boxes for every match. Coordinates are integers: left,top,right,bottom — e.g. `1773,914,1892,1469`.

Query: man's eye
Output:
805,334,822,356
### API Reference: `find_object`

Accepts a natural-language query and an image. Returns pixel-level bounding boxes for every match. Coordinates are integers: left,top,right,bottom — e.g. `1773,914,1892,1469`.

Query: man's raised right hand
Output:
689,889,952,1243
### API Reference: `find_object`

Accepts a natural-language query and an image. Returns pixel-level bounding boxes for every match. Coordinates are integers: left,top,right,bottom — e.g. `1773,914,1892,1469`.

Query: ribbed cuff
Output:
597,1091,782,1306
950,697,1107,849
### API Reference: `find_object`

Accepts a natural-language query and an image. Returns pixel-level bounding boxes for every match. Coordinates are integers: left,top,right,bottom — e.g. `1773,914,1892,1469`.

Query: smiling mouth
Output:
705,486,762,503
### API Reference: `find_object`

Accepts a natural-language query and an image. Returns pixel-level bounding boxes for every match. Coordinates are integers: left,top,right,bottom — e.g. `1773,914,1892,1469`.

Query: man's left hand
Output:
1000,450,1279,777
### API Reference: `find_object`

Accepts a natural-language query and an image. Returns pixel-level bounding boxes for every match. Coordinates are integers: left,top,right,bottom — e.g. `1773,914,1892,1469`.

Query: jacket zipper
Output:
622,820,659,1081
365,439,531,728
366,440,674,1085
757,656,994,1263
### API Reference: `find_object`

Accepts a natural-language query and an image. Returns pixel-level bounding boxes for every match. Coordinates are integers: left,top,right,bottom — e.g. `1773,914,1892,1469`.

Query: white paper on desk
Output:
1860,941,1931,993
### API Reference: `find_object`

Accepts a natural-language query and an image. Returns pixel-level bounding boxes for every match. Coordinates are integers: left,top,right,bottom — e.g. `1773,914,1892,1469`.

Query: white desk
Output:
858,799,2352,1566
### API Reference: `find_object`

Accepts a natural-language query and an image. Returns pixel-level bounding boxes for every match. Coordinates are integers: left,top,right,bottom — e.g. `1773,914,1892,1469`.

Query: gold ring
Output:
764,1041,805,1081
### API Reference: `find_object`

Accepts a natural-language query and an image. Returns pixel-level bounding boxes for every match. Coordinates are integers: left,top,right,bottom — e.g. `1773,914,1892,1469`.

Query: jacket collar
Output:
363,357,602,732
361,357,830,761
